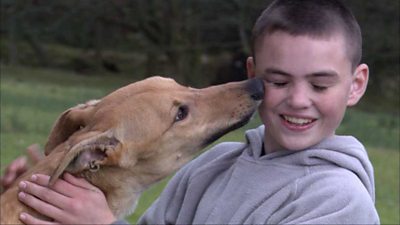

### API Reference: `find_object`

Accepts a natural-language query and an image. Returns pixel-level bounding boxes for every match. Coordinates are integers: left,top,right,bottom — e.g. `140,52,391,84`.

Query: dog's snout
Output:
246,78,265,101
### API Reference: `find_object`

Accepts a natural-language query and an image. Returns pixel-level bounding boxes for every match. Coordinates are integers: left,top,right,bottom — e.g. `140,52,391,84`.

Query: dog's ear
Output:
44,100,100,155
48,131,126,186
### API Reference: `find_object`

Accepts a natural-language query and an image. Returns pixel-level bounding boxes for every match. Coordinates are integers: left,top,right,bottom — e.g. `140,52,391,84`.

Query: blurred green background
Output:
1,0,399,224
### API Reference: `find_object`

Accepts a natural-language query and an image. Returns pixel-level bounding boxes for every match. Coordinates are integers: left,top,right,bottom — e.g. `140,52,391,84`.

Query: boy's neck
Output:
262,133,337,155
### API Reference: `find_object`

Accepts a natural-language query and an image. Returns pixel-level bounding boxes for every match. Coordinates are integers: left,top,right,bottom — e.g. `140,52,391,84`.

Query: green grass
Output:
368,148,400,224
1,65,399,224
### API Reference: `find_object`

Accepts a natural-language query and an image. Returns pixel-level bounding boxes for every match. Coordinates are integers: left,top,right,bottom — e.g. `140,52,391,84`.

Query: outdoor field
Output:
1,65,398,224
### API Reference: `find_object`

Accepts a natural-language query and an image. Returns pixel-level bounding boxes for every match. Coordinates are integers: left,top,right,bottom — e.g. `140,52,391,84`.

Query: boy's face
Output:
247,31,368,153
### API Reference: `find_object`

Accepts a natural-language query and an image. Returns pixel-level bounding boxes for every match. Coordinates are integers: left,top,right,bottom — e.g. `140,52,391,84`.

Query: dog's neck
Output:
79,167,145,219
106,185,141,219
10,148,144,219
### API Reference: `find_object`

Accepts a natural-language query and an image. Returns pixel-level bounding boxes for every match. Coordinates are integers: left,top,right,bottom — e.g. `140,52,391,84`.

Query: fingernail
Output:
18,192,26,199
31,174,37,181
19,181,27,189
20,213,26,220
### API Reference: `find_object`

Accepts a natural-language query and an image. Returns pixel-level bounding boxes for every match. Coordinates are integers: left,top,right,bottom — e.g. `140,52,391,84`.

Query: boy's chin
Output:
279,135,325,151
265,127,335,152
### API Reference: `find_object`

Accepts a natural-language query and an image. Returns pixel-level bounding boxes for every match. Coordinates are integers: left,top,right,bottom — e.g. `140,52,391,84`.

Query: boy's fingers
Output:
24,174,73,197
8,156,28,172
19,178,72,210
1,157,28,188
26,144,44,163
18,191,63,221
25,174,89,197
62,173,101,193
19,212,59,225
27,174,51,186
1,144,43,193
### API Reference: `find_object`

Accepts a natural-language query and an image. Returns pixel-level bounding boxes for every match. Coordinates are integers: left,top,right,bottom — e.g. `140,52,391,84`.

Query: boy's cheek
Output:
257,94,280,124
262,87,283,107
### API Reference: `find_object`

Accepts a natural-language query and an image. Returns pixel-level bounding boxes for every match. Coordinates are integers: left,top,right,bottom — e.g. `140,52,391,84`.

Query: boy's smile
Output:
280,114,317,131
247,31,368,153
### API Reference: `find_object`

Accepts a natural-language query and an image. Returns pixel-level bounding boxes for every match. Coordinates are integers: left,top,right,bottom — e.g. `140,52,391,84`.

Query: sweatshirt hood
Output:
244,125,376,202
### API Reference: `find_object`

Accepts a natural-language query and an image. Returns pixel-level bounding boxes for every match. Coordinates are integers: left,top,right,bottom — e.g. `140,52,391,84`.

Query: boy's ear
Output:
246,57,256,79
347,64,369,106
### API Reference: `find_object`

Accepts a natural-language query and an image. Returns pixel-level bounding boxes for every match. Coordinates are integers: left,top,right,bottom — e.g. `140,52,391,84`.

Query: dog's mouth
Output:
201,111,255,148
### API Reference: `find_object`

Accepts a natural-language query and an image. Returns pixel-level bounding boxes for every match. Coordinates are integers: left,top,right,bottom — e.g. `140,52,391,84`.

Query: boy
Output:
15,0,380,224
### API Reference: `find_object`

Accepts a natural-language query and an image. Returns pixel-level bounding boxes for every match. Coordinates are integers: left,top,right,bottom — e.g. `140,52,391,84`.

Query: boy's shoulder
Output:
286,166,378,221
313,134,365,151
272,166,379,224
289,134,376,203
296,165,371,197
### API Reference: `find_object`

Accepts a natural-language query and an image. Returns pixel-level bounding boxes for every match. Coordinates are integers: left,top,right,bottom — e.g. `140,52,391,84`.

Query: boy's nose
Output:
287,85,312,109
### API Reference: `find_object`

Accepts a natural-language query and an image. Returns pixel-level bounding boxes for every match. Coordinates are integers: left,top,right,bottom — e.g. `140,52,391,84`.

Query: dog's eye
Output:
175,105,189,122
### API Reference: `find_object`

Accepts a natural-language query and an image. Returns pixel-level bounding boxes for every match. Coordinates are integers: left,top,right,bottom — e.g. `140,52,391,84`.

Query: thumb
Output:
62,173,101,192
26,144,44,164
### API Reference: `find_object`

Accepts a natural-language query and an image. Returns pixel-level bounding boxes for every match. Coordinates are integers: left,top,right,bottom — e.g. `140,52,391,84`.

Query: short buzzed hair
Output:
251,0,362,71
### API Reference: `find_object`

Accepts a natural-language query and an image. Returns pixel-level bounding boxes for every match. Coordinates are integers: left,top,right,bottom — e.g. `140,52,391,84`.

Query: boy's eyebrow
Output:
262,68,339,78
263,68,291,77
307,70,339,78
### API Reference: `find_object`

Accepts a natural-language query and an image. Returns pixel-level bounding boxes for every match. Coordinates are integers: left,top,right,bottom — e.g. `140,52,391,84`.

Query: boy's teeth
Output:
283,116,313,125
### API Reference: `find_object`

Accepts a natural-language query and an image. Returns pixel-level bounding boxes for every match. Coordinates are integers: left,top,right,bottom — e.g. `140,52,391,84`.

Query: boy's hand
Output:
1,144,43,193
17,173,116,225
1,156,28,192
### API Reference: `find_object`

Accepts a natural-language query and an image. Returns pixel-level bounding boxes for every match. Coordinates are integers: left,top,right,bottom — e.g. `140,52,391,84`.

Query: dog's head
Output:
46,76,264,187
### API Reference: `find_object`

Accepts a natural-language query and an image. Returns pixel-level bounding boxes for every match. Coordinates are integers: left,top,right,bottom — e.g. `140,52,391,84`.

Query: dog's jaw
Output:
107,188,141,219
79,166,146,219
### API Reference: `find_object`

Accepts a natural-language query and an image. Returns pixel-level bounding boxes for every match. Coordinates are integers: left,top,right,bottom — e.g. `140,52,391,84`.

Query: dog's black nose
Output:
246,78,265,100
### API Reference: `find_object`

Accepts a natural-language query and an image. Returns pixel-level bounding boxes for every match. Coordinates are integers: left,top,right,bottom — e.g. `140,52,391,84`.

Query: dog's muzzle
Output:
246,78,265,101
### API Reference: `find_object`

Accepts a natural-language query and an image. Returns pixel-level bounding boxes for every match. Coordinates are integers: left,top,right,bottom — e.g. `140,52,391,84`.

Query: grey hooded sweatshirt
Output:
115,125,380,224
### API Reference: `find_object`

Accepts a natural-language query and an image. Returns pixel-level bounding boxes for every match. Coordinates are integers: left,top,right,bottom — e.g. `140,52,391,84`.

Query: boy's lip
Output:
279,114,317,131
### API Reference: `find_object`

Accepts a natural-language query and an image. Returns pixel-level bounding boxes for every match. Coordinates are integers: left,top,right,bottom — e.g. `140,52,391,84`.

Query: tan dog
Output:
0,76,264,224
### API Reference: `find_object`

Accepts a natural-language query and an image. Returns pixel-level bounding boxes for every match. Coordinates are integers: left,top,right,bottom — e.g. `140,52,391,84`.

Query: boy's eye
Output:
268,81,288,87
274,82,288,87
312,84,328,91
